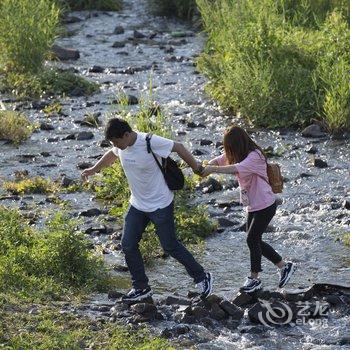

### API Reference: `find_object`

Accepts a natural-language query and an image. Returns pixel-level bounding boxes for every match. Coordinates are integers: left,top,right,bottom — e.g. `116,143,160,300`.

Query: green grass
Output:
3,177,59,195
89,93,216,261
196,0,350,132
57,0,122,11
0,206,174,349
343,232,350,246
0,110,35,144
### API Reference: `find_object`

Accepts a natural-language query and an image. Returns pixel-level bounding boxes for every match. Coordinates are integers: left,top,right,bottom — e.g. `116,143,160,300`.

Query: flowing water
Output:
1,1,349,348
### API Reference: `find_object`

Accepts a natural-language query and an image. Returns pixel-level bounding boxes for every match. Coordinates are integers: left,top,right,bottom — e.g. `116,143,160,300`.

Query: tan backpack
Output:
266,163,283,193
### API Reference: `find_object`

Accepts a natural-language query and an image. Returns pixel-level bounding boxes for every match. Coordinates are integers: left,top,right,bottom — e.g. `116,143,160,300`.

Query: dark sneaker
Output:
279,262,296,288
121,287,152,302
240,277,262,293
196,272,213,298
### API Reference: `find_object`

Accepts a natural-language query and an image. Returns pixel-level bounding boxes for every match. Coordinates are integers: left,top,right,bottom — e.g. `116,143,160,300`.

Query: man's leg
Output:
148,202,206,284
122,205,150,290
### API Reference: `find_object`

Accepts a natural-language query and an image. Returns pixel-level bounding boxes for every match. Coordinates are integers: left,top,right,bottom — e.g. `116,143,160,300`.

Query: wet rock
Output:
188,291,200,299
210,303,227,320
167,39,187,46
200,177,223,194
100,139,111,148
79,208,102,217
113,264,129,272
217,217,238,227
164,45,174,53
232,291,254,307
62,15,82,24
121,296,154,306
108,291,124,299
51,44,80,61
47,137,59,143
191,306,209,319
76,131,94,140
313,158,328,168
165,296,191,306
342,199,350,210
282,287,314,302
200,139,213,146
89,65,104,73
29,100,48,110
301,124,326,138
41,152,51,157
113,26,125,35
205,294,223,307
70,87,87,97
77,162,93,170
299,172,314,178
193,149,205,156
60,176,74,187
90,305,111,313
63,133,76,140
305,145,318,154
112,41,126,48
219,300,244,320
161,324,190,338
131,303,157,317
84,225,107,235
133,30,146,39
40,122,55,131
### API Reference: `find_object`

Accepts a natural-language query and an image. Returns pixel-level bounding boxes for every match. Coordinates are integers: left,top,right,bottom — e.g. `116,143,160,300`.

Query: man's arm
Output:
81,149,118,182
172,142,203,174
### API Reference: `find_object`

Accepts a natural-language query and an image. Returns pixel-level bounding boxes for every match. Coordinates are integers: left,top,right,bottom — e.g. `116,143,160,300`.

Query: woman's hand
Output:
81,167,97,182
201,166,212,177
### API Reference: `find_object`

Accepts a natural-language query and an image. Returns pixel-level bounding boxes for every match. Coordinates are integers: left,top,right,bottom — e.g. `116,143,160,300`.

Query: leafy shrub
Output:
0,111,34,144
196,0,350,132
0,0,60,74
3,177,58,195
0,207,110,298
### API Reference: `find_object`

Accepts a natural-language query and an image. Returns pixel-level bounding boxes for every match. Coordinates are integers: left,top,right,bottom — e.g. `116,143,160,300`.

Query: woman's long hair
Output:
223,126,266,164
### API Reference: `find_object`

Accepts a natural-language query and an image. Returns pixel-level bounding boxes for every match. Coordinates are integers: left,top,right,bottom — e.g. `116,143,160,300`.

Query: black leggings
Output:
246,202,282,273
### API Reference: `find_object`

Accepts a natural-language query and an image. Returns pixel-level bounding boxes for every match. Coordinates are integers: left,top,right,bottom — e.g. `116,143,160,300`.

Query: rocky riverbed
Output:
0,0,349,349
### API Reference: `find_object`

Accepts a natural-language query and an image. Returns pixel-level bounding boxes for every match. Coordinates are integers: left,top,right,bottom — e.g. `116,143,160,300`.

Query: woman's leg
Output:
246,202,282,277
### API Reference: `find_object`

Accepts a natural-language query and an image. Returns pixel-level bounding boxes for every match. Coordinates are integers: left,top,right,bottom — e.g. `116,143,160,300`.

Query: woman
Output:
202,126,296,293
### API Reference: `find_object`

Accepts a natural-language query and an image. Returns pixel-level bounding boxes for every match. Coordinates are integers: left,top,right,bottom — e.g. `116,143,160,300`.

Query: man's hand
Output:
81,167,97,182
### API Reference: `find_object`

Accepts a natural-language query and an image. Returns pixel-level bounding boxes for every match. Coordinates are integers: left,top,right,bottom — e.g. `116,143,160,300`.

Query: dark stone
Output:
41,152,51,157
108,290,124,299
342,199,350,210
193,149,205,156
79,208,102,217
84,225,107,235
165,296,191,306
112,41,126,48
232,292,254,307
89,65,104,73
62,15,83,24
324,294,345,306
47,137,59,143
201,177,223,194
217,217,237,227
299,172,314,178
164,45,174,53
210,303,227,320
305,145,318,154
51,44,80,61
115,95,138,105
113,26,125,35
205,294,223,307
314,158,328,168
161,324,190,338
77,162,93,170
113,264,129,272
216,141,223,148
40,122,55,131
70,87,86,96
100,139,111,148
301,124,326,138
60,176,74,187
219,300,244,320
133,30,146,39
63,133,76,140
187,291,200,299
191,306,209,319
200,139,213,146
76,131,94,140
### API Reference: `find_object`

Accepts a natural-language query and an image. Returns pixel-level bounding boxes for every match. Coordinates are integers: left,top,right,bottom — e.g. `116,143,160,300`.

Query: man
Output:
81,117,213,301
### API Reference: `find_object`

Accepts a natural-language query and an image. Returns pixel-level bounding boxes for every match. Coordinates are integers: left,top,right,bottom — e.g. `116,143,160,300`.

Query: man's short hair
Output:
105,117,132,140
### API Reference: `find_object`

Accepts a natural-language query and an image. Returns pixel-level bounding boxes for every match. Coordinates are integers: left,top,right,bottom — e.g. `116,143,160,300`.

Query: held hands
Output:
193,162,212,177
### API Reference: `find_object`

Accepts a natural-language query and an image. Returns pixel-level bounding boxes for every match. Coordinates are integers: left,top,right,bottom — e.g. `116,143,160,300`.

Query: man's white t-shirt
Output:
112,132,174,212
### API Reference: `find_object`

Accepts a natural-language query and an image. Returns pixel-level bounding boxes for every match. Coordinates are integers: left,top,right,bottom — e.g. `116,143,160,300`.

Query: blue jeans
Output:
122,201,206,289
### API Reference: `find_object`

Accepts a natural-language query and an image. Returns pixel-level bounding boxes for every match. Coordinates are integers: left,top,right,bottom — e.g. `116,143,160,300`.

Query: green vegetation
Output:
0,111,35,144
57,0,122,11
90,96,216,261
343,232,350,246
196,0,350,132
0,0,99,97
3,177,59,195
148,0,197,19
0,206,172,349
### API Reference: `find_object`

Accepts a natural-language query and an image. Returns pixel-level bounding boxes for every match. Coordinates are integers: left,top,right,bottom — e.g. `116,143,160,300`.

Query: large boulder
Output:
51,44,80,61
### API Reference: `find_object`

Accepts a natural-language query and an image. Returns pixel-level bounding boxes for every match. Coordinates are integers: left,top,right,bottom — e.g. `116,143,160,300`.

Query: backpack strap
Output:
146,133,165,173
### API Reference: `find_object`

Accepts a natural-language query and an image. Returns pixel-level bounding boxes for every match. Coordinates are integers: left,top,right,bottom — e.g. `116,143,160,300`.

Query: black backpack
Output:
146,133,185,191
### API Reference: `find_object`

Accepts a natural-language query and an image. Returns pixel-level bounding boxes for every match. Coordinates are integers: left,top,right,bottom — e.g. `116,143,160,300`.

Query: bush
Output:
0,111,34,144
3,177,58,195
196,0,350,132
0,0,60,75
57,0,122,11
0,207,110,298
148,0,197,19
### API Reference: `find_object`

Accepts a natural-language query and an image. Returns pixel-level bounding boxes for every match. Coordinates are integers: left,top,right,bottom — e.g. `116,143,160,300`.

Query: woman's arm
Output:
202,164,238,177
